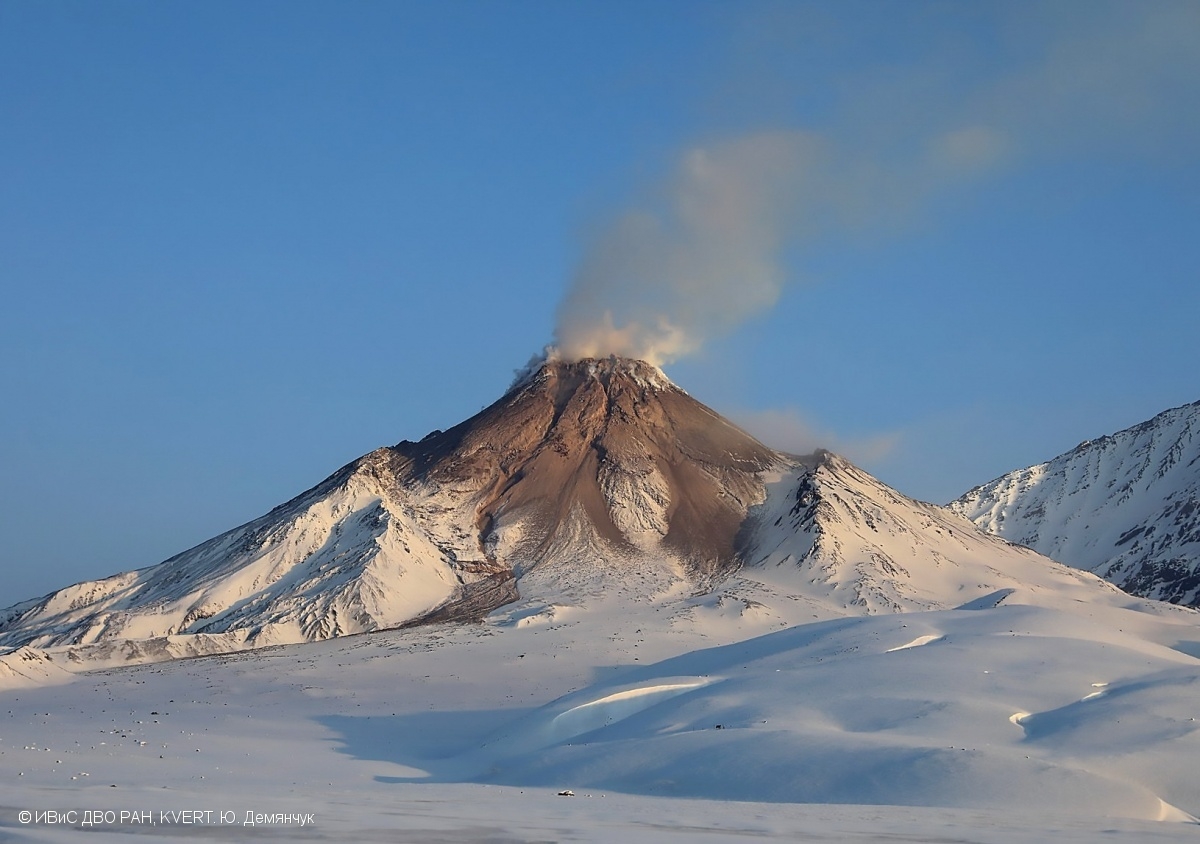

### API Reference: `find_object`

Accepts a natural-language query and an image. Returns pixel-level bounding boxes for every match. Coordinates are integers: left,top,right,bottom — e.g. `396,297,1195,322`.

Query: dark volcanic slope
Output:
389,356,778,576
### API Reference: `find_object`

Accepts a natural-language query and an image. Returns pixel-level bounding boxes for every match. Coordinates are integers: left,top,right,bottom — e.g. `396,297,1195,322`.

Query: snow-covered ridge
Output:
3,357,1185,668
0,646,73,688
739,451,1123,616
951,399,1200,606
0,450,484,655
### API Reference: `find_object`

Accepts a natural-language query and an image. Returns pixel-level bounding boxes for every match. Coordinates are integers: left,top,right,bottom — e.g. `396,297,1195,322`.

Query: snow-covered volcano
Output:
951,400,1200,606
0,357,1139,663
5,359,1200,831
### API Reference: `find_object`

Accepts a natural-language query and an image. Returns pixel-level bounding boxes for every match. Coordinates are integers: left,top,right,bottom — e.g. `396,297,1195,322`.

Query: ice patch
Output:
887,634,943,652
1157,798,1199,823
547,679,713,743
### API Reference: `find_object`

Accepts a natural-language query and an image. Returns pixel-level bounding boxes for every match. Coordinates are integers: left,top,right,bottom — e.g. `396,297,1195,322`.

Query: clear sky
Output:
2,1,1198,602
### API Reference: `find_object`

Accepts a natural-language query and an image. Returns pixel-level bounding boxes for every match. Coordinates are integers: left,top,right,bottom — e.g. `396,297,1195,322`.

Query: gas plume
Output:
550,1,1199,366
553,133,820,366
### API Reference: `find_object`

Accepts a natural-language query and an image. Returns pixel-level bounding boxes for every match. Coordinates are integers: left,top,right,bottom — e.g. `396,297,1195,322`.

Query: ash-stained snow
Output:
952,400,1200,606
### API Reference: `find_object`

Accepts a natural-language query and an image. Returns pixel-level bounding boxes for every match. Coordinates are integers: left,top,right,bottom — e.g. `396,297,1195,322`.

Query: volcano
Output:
0,356,1128,664
401,356,777,580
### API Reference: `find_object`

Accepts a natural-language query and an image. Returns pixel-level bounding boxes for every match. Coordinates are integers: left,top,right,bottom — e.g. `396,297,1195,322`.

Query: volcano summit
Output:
407,355,777,581
0,356,1136,664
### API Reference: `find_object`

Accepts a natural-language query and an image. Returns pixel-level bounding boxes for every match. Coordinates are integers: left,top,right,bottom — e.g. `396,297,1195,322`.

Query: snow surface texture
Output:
2,584,1199,841
952,399,1200,606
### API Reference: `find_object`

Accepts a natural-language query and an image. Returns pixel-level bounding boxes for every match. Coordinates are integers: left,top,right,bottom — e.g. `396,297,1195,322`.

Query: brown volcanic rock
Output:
390,356,777,578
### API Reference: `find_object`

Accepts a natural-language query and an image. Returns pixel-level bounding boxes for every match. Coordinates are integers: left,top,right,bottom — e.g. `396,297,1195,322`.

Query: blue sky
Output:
2,1,1197,602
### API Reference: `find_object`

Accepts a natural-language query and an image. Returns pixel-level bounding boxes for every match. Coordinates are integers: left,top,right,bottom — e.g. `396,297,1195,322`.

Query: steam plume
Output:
554,133,821,365
551,1,1199,366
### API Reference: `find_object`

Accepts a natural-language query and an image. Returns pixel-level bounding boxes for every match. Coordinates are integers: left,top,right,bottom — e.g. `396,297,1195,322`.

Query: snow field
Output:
5,577,1199,843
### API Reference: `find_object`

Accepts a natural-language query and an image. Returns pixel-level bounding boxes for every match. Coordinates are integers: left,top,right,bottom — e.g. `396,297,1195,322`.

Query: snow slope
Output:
2,574,1199,841
739,452,1124,616
952,400,1200,606
0,451,483,659
469,608,1199,818
0,647,73,690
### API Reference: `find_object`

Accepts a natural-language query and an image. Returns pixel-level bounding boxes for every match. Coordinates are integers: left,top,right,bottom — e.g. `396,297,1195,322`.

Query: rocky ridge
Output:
952,400,1200,606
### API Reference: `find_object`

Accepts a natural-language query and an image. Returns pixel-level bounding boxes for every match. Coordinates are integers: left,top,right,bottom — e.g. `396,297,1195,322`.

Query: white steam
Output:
551,1,1200,366
554,133,821,366
550,125,995,365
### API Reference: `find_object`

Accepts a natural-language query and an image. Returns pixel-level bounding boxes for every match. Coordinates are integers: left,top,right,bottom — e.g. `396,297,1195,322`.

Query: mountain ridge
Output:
951,399,1200,605
0,356,1165,665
